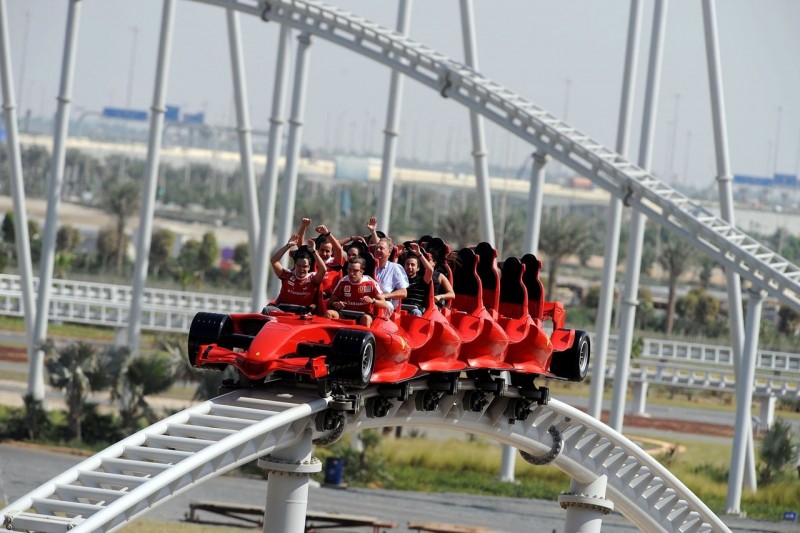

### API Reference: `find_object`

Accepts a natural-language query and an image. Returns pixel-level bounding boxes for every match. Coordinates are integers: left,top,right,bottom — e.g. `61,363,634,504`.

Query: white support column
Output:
558,475,614,533
275,32,313,290
458,0,494,245
376,0,412,234
0,0,42,399
226,9,260,291
610,0,668,432
258,430,321,533
631,381,649,417
701,0,756,493
522,151,547,255
497,444,515,483
726,289,765,514
32,0,82,402
128,0,176,355
590,0,642,420
759,394,776,430
252,25,291,309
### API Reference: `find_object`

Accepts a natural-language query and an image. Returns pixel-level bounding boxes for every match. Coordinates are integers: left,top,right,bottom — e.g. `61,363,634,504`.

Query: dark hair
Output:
403,253,420,266
314,234,329,249
348,256,366,269
293,245,314,267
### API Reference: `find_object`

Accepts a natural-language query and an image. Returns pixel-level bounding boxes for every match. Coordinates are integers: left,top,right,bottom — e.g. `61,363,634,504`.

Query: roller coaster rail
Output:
187,0,800,312
2,2,798,529
0,378,731,533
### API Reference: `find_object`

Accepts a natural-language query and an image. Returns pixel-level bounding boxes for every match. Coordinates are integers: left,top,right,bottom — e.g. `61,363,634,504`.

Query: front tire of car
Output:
328,329,376,389
188,312,233,369
550,330,590,382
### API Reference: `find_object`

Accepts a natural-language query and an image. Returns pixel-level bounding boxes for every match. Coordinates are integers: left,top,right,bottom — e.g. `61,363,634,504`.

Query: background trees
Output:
1,145,798,346
537,211,593,297
654,227,699,335
758,419,798,484
43,341,112,443
100,179,141,276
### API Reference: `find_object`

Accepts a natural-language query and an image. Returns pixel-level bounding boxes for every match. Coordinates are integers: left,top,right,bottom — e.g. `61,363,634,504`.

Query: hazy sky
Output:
4,0,799,189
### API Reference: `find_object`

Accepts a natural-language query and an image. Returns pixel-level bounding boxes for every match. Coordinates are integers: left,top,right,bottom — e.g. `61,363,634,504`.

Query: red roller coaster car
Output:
188,241,589,398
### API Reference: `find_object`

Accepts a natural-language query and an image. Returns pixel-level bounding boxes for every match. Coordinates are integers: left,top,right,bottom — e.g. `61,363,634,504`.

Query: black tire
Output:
328,329,376,389
550,330,590,382
188,312,233,367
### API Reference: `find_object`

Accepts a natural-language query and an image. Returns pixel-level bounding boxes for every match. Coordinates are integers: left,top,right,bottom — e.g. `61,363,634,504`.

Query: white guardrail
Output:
0,273,251,333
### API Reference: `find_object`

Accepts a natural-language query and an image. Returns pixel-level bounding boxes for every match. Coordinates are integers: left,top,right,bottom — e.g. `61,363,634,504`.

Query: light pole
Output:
772,104,783,175
126,25,139,108
665,93,680,184
16,10,30,120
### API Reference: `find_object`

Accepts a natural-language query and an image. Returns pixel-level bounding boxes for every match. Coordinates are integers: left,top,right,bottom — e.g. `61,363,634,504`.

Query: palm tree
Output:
44,341,112,442
438,205,480,249
108,350,177,432
149,228,176,278
537,211,593,297
161,337,230,401
759,418,798,484
656,227,698,334
100,179,141,275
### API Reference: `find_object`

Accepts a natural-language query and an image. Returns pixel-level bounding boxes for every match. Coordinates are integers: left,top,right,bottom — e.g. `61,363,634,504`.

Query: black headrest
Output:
500,257,525,304
453,247,479,296
474,242,498,290
520,254,543,297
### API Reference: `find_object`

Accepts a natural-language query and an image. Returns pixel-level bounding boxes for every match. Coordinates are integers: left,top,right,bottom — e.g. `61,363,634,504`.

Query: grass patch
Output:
119,520,244,532
154,383,198,402
321,433,799,522
0,369,28,381
0,318,161,347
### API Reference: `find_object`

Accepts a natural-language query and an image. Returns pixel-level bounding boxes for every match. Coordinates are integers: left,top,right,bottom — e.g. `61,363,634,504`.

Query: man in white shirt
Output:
373,237,408,313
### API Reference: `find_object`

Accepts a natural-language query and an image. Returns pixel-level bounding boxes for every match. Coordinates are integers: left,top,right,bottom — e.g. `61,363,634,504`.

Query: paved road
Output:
1,444,798,533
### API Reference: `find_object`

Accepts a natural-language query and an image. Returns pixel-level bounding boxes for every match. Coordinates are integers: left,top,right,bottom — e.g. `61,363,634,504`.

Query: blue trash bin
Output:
324,457,344,485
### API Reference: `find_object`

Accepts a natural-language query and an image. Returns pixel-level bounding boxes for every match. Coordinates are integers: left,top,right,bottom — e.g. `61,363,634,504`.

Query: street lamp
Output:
126,25,140,108
16,10,31,125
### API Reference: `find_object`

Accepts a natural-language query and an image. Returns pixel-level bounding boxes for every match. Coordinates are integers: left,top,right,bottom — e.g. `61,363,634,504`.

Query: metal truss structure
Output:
1,380,730,532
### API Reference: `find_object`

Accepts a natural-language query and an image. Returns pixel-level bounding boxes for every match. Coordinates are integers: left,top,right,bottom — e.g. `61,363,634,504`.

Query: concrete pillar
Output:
759,395,776,430
258,430,321,533
114,327,127,348
631,381,649,416
558,475,614,533
497,443,515,483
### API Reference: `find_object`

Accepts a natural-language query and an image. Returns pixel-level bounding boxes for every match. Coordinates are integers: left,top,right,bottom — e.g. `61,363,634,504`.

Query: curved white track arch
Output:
6,1,797,531
1,381,729,532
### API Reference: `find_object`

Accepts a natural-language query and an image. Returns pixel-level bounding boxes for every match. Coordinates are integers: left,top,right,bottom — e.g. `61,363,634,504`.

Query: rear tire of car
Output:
550,330,590,382
188,312,233,369
328,329,376,389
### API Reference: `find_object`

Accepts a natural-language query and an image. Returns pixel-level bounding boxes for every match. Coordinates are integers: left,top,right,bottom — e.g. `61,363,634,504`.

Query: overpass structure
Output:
1,0,799,530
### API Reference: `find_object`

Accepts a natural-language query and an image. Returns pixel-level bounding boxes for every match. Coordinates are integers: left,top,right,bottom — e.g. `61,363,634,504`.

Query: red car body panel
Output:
450,306,511,369
399,306,465,372
196,311,415,384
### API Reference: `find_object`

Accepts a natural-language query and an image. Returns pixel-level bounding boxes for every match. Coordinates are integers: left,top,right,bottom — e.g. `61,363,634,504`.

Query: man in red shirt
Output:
325,256,388,327
265,234,326,313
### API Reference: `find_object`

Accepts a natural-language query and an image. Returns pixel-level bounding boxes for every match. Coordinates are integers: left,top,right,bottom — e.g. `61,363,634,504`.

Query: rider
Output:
325,256,388,327
264,234,326,313
402,241,455,315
